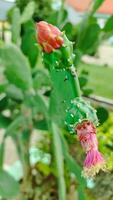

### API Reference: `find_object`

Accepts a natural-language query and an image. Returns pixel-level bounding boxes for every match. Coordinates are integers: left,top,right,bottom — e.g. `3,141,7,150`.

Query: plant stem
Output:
13,131,33,199
0,137,5,169
51,122,66,200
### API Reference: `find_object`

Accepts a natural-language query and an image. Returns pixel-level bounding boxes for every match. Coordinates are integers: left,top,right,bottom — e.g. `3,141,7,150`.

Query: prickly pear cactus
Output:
36,21,105,179
36,21,99,130
65,97,98,133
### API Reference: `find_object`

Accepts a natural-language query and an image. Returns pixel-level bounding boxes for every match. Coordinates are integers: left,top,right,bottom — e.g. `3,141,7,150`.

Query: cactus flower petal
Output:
82,149,106,178
36,21,64,53
76,120,106,178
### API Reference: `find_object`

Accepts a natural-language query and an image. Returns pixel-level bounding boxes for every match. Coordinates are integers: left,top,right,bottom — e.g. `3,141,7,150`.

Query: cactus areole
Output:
36,21,106,178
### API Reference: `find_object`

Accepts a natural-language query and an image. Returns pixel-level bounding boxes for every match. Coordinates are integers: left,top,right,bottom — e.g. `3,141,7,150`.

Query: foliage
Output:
16,0,63,22
0,169,19,198
0,0,113,199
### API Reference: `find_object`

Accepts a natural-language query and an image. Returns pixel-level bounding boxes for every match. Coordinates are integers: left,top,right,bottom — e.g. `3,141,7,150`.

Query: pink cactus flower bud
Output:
83,149,106,178
36,21,64,53
76,120,106,178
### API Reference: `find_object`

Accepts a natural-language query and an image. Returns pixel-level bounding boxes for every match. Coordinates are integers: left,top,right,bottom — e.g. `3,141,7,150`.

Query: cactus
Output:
36,21,106,178
36,21,98,127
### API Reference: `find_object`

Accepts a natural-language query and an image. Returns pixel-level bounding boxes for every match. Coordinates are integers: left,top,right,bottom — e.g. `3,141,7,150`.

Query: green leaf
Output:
60,134,86,199
47,9,68,27
51,122,66,200
5,115,24,137
37,162,51,176
62,22,73,40
66,154,85,184
0,83,7,93
104,15,113,32
61,135,86,186
0,142,5,168
0,115,11,128
1,44,32,90
33,69,51,89
21,20,39,67
91,0,105,14
96,106,109,125
0,96,8,111
82,88,93,96
34,119,48,131
6,85,24,101
20,1,35,24
78,186,86,200
0,169,19,198
57,9,68,28
24,93,49,121
79,76,87,88
78,22,100,54
11,7,21,44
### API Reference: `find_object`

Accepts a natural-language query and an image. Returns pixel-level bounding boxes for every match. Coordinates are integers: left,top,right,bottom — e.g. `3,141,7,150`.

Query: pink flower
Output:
36,21,64,53
76,121,98,152
76,120,106,178
83,149,106,178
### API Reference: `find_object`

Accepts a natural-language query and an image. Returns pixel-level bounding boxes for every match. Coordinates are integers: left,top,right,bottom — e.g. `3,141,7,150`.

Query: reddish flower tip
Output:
82,149,106,178
36,21,64,53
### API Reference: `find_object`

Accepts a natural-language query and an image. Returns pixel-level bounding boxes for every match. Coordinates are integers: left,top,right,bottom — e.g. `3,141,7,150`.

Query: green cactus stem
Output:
43,33,81,97
38,23,98,134
65,97,98,133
